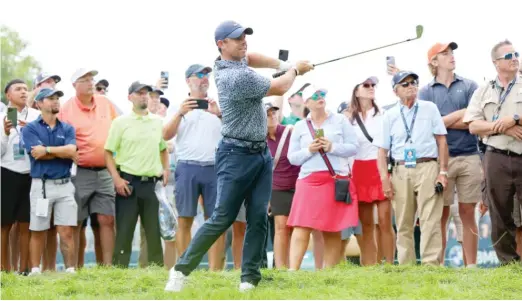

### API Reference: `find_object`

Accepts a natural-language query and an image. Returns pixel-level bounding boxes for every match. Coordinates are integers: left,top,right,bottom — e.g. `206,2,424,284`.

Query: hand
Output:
156,78,167,90
479,201,488,217
207,98,221,116
114,176,131,196
18,119,27,127
162,169,169,187
3,117,13,136
435,174,448,189
294,61,314,76
308,139,323,153
167,142,175,154
178,98,199,116
382,177,394,200
31,145,47,160
318,137,332,152
72,151,79,164
504,125,522,140
387,64,400,76
492,116,516,133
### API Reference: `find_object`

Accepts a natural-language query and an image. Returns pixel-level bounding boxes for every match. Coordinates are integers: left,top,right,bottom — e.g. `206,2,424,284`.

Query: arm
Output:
50,124,77,160
435,135,449,172
377,148,389,181
246,53,281,69
329,118,359,157
266,70,298,97
163,112,183,140
159,137,168,170
105,150,119,179
463,86,496,136
443,109,469,129
287,124,314,166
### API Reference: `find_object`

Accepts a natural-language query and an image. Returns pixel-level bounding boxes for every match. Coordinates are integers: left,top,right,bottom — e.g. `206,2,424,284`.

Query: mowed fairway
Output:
2,263,521,299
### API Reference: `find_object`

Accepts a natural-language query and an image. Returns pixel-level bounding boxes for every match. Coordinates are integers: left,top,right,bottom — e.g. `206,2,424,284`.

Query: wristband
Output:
439,171,448,176
46,146,51,154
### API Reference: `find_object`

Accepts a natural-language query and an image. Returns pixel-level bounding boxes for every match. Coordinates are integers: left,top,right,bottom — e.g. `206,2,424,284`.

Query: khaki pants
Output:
391,160,443,265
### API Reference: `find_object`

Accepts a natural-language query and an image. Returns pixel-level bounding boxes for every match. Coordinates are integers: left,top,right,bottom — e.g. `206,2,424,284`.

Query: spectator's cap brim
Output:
392,71,419,88
160,97,170,108
72,69,99,83
264,102,280,112
214,20,253,44
35,88,64,101
96,79,109,88
185,64,212,78
427,42,458,62
301,84,328,101
35,73,62,86
128,81,153,95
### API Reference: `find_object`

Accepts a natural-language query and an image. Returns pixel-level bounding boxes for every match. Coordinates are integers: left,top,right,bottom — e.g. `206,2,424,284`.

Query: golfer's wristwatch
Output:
514,114,520,125
46,146,51,154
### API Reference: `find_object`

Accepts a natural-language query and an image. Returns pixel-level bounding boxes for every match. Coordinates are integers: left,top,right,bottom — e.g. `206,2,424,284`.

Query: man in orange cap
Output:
418,42,481,268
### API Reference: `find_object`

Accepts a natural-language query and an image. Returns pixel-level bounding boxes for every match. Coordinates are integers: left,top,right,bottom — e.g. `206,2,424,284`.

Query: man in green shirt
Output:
104,81,169,267
279,83,310,125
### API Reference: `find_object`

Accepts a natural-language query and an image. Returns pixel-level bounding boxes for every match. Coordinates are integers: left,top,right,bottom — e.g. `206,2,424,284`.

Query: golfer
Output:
165,20,313,292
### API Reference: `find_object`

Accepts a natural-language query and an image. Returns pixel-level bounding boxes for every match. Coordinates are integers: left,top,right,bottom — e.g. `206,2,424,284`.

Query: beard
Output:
137,103,147,110
51,108,60,114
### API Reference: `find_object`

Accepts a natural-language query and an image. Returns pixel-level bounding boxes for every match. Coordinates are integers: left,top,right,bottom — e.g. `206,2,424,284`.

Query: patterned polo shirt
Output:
214,58,271,148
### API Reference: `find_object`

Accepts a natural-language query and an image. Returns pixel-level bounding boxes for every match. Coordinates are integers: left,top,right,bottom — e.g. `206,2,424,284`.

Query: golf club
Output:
272,25,424,78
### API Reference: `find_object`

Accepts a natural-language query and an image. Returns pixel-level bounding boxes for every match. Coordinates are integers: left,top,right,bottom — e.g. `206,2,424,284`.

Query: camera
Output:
435,182,444,194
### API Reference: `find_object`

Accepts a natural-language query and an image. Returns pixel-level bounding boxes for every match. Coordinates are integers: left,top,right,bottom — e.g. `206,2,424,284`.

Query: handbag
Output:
305,120,353,204
272,125,293,171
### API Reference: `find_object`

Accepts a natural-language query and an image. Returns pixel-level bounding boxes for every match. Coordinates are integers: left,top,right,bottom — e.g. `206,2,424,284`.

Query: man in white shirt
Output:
1,79,41,274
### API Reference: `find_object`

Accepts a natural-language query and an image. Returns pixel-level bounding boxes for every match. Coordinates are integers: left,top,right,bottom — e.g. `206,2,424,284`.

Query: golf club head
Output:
416,25,424,39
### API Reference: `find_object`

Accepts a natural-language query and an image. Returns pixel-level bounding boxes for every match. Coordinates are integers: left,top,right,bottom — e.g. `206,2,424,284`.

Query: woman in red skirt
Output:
343,76,395,265
287,85,359,270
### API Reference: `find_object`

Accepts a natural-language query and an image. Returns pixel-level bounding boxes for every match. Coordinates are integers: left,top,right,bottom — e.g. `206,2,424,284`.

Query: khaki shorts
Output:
444,155,483,206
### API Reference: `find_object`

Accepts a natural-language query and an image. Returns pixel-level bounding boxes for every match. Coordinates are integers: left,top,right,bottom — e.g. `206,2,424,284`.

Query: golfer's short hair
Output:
491,40,512,61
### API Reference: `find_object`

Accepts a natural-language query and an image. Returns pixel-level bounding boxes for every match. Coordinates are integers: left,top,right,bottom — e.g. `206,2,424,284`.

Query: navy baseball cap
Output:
160,97,170,108
392,71,419,88
96,79,109,87
34,72,61,87
214,21,253,44
34,88,64,101
185,64,212,78
337,102,349,113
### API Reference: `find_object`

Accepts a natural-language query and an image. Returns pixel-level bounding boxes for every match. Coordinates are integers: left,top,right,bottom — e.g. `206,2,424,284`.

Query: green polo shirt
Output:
104,111,167,177
281,114,302,125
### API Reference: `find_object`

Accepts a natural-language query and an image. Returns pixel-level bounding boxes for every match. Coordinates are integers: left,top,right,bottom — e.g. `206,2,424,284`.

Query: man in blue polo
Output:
22,88,78,275
418,42,480,268
165,20,313,292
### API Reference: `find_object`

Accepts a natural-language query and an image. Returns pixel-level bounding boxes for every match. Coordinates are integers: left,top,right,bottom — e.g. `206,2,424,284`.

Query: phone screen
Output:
195,99,209,110
386,56,395,66
315,129,324,138
7,108,17,126
160,71,169,89
279,50,289,61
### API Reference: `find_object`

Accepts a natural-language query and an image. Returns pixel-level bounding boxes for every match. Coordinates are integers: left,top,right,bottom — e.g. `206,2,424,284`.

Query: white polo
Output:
0,107,41,174
352,107,383,161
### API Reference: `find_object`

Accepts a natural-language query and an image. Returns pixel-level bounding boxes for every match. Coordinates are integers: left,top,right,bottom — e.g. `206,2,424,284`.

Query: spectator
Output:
463,40,522,264
59,69,118,267
105,81,169,268
22,88,78,275
375,71,449,265
345,77,395,265
95,79,109,96
149,87,164,115
1,79,40,274
287,85,359,270
27,73,61,110
158,97,169,118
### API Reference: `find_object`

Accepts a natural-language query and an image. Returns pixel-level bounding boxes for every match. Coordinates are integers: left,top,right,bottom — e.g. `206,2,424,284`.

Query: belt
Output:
120,171,162,183
394,157,437,166
38,178,71,185
486,146,522,157
177,160,214,166
78,166,106,171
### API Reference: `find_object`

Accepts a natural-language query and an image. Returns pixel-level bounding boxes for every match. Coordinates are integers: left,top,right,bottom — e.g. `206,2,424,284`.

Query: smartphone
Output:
195,99,209,110
160,71,169,89
386,56,396,75
127,185,134,196
279,49,289,61
315,128,324,138
7,107,17,127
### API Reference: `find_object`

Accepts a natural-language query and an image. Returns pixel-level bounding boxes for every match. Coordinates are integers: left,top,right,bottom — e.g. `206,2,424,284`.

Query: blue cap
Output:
214,20,253,44
392,71,419,88
185,64,212,78
160,97,170,108
337,102,349,113
34,72,61,88
34,88,64,101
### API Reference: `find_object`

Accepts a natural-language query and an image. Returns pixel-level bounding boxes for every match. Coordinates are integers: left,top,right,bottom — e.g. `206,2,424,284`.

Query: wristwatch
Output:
514,114,520,125
46,146,51,154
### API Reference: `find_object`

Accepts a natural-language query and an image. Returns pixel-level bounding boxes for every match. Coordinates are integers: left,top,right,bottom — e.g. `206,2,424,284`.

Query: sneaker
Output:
239,282,255,292
28,267,41,276
65,267,76,274
164,269,186,292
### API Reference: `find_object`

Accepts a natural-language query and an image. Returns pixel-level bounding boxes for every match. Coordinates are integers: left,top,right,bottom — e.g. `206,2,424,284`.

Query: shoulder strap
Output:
272,125,292,171
354,114,373,143
305,120,336,177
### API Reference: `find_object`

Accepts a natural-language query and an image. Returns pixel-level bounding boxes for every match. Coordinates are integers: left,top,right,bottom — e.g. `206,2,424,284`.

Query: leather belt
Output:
38,178,71,185
486,146,522,157
120,171,162,183
78,166,106,172
394,157,437,166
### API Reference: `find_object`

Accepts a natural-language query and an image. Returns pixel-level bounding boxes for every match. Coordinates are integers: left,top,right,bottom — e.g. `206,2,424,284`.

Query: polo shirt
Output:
104,111,167,177
214,58,270,147
22,116,76,179
1,106,41,173
418,75,479,157
267,124,300,190
281,114,301,126
58,95,117,167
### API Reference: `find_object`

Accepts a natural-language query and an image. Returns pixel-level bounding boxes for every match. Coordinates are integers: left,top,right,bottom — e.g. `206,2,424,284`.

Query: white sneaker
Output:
28,267,41,276
239,282,255,292
164,269,186,292
65,267,76,274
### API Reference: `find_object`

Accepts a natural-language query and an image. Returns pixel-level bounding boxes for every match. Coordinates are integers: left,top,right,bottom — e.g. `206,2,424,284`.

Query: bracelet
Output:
439,171,448,176
292,67,299,76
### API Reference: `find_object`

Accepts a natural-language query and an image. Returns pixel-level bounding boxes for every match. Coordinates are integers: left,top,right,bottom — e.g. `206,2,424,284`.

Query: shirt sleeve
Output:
22,124,42,153
330,117,359,157
104,118,123,153
230,69,271,101
430,103,448,135
373,112,391,150
463,85,487,123
467,80,479,103
64,124,76,146
287,121,314,166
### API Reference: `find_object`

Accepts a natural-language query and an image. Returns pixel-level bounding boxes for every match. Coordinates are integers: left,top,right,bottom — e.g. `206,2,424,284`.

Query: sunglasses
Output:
311,91,326,101
96,86,107,92
362,83,376,89
398,80,419,88
496,52,520,60
192,72,210,79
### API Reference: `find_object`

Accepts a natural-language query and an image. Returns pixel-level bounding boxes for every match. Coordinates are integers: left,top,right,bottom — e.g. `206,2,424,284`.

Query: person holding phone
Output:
104,81,169,268
1,79,41,274
165,20,313,292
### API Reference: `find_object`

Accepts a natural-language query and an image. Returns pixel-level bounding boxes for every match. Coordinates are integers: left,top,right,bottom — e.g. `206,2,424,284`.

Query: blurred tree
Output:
1,25,41,104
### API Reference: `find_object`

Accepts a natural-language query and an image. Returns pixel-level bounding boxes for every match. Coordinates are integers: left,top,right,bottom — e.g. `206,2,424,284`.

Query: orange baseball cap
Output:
427,42,458,62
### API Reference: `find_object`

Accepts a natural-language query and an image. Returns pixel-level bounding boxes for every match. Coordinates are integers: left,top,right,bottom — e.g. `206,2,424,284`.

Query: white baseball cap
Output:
301,84,328,101
71,68,99,83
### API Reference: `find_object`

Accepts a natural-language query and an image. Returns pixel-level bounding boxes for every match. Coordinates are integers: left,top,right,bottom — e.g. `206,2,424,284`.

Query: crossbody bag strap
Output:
354,114,373,143
306,120,336,177
272,125,292,171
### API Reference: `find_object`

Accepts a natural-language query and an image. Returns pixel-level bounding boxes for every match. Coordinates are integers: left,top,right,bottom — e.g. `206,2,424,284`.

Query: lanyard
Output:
493,80,515,121
400,104,418,143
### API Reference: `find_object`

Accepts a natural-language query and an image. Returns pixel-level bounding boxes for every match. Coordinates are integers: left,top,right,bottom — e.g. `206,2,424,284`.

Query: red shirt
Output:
267,124,300,190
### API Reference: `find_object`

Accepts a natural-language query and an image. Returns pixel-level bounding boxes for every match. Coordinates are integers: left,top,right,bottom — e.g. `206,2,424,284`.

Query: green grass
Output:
2,263,522,299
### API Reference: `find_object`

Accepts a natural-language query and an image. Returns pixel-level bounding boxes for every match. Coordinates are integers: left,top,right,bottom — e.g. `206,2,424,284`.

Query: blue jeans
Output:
175,141,273,285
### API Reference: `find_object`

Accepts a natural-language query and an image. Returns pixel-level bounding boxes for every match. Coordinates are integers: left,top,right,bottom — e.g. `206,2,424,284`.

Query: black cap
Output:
4,79,26,94
160,97,170,108
96,79,109,88
128,81,152,95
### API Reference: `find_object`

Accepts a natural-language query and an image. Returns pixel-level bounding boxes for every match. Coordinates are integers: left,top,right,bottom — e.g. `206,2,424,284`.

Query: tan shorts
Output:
444,155,483,206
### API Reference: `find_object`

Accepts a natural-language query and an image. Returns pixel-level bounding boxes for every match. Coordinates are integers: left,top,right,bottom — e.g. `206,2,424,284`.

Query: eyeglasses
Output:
496,52,520,60
192,72,210,79
96,86,107,92
362,83,376,89
311,91,326,101
398,80,419,88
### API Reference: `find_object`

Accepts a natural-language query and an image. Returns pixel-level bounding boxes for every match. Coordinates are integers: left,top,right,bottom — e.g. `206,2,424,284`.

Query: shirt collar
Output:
37,115,62,126
131,110,152,120
306,110,335,120
74,96,97,111
214,58,248,70
494,76,518,89
429,74,463,87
